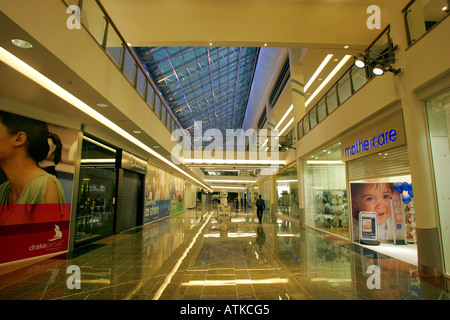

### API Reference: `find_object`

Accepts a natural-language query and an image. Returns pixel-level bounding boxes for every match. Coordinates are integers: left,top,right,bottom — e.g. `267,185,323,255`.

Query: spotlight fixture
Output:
353,44,401,76
354,53,367,69
372,64,386,76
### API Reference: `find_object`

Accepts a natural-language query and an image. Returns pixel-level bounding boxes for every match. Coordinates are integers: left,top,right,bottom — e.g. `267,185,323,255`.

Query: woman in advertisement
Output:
0,111,65,225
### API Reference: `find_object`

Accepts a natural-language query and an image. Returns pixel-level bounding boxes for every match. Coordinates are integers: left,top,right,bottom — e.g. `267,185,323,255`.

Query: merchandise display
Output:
405,201,417,244
314,189,348,229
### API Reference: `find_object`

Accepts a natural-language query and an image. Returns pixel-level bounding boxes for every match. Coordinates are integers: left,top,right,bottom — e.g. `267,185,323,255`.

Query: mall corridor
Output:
0,206,447,301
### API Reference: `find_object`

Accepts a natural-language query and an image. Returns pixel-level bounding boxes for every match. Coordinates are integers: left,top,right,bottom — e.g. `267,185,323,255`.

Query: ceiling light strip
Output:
0,46,212,192
83,136,117,153
305,55,352,107
211,186,247,189
278,117,294,136
80,159,116,163
307,160,344,164
304,54,333,91
205,179,256,183
184,159,285,165
275,104,293,130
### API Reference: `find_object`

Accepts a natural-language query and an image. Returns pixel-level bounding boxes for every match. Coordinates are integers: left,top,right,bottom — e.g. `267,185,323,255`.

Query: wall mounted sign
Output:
341,111,406,161
120,150,147,174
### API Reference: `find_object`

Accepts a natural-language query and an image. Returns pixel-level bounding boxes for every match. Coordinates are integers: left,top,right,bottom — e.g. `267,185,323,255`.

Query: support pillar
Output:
289,48,308,225
387,0,444,275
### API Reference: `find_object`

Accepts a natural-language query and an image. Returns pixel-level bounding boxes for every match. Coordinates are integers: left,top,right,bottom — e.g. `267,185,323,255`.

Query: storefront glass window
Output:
75,137,117,246
275,166,300,220
426,90,450,276
304,142,349,238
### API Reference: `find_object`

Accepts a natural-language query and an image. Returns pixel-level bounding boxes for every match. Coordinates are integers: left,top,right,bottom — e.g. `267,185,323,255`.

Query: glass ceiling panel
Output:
134,46,260,135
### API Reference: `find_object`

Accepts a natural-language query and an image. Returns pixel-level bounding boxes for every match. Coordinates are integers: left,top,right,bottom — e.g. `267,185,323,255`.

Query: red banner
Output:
0,204,71,264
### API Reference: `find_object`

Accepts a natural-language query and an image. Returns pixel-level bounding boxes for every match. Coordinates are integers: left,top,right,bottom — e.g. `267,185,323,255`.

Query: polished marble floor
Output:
0,207,449,300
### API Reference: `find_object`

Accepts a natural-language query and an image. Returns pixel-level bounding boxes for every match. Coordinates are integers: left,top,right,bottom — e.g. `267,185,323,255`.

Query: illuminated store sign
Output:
341,111,406,161
344,129,397,158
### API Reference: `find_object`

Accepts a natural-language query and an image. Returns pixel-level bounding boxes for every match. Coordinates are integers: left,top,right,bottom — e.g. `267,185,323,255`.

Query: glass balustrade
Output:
62,0,181,135
404,0,449,46
297,26,394,141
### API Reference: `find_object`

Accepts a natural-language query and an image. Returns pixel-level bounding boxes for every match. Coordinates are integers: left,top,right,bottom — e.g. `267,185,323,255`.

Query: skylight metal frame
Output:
134,46,260,136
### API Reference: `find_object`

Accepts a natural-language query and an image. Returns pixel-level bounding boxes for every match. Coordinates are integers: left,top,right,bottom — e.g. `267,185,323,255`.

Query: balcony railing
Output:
403,0,449,46
63,0,182,135
297,25,394,141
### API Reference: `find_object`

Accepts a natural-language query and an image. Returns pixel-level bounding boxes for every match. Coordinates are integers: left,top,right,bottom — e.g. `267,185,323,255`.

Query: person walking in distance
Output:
256,195,265,224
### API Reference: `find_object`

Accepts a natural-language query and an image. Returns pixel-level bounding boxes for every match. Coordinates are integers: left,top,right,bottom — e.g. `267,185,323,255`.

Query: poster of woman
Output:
350,182,405,242
0,111,78,265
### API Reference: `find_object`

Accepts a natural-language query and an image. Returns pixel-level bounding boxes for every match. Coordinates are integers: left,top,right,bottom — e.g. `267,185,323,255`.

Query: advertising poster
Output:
145,163,171,223
0,111,78,265
171,175,184,215
350,182,405,242
145,163,186,223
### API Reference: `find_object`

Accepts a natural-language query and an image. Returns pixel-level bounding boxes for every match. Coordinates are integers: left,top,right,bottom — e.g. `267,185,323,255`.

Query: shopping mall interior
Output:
0,0,449,304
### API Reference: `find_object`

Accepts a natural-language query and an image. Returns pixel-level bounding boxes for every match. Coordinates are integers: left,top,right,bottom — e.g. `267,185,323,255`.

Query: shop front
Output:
341,110,417,259
304,142,349,239
275,165,300,221
74,136,147,248
425,90,450,276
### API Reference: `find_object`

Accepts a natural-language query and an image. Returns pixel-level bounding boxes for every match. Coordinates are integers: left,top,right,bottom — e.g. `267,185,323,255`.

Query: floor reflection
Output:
0,208,448,300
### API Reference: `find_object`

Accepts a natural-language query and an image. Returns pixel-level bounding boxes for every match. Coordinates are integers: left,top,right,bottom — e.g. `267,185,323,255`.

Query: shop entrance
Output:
116,169,144,232
347,146,418,265
75,137,117,247
74,137,147,248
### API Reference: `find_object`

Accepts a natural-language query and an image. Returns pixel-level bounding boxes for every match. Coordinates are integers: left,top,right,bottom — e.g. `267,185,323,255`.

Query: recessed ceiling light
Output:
334,58,339,62
264,43,267,47
153,145,160,149
442,6,448,11
96,103,109,108
11,39,33,49
344,45,350,49
209,42,213,46
133,130,141,134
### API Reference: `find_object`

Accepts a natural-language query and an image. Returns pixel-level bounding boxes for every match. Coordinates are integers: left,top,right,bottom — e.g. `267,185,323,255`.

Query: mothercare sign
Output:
341,111,406,161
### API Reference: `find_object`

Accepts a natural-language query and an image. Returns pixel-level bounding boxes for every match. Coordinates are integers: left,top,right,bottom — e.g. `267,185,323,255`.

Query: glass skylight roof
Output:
134,46,260,134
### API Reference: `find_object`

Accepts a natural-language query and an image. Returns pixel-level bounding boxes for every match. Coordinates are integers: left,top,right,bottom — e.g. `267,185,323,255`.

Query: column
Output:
289,48,308,224
387,1,443,275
